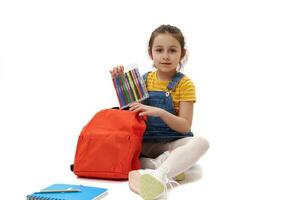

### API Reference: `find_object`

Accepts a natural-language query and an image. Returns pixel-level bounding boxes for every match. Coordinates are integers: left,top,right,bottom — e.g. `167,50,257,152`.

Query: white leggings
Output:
140,136,209,179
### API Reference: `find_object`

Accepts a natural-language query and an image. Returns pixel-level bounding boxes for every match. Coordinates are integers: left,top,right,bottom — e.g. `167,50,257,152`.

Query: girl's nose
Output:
163,51,170,60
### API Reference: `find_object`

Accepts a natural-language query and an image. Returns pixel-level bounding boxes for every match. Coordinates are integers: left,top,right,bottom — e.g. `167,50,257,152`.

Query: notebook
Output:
26,183,108,200
111,66,149,109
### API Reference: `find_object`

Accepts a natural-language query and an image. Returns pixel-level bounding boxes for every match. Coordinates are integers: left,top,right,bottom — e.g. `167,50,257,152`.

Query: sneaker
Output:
140,151,170,169
141,151,186,182
174,172,185,181
139,169,179,200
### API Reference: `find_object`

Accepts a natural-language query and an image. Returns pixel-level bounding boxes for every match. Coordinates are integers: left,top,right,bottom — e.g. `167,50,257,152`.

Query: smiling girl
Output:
111,24,209,200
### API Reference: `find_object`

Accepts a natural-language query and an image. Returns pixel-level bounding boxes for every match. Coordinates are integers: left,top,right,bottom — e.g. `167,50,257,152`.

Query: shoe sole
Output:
174,172,185,181
140,174,164,200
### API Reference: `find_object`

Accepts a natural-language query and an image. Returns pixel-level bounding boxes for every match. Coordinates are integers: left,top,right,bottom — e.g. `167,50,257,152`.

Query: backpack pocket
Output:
74,131,132,179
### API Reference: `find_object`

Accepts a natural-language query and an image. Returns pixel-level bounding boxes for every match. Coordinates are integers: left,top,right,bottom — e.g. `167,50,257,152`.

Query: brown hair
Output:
148,24,187,69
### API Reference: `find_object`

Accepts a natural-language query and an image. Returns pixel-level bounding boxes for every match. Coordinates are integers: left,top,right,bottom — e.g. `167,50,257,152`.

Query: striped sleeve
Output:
179,77,196,102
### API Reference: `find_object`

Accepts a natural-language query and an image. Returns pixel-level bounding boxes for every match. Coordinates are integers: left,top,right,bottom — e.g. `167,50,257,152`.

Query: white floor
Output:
1,108,301,200
1,1,301,199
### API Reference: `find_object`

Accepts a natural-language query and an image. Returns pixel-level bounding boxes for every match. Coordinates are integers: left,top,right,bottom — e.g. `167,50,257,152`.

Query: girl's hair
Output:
148,24,187,70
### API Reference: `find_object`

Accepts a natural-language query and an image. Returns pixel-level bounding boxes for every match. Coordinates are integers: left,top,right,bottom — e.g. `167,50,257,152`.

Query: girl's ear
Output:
148,48,153,59
181,48,186,60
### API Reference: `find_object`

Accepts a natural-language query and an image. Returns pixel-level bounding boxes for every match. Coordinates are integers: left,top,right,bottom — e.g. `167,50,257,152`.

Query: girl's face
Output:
150,33,183,74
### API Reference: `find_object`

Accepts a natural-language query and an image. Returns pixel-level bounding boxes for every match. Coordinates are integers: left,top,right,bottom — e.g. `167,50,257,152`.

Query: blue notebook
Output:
27,184,108,200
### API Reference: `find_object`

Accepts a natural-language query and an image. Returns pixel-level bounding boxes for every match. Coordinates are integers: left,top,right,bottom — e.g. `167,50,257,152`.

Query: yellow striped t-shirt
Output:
145,70,196,114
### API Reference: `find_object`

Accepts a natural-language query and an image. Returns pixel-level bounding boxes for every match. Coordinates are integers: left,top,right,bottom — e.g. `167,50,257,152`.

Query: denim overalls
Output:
142,72,194,142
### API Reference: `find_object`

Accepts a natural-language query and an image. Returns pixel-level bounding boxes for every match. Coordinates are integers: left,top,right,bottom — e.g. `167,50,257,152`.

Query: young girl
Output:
110,25,209,200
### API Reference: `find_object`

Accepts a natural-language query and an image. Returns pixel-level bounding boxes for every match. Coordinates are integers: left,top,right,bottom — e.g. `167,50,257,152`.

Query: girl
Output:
110,25,209,200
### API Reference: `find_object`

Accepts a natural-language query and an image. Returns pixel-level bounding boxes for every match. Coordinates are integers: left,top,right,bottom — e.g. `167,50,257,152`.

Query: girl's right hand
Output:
110,66,124,78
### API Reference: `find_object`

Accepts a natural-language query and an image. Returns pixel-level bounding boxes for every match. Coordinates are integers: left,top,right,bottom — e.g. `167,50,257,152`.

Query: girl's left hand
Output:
129,102,163,117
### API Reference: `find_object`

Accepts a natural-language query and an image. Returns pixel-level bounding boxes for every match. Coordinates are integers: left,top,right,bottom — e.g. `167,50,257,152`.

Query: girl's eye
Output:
155,49,163,52
170,49,177,53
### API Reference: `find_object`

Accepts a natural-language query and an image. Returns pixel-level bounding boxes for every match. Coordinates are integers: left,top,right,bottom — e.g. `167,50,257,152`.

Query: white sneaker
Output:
140,151,185,182
140,151,170,169
139,169,179,200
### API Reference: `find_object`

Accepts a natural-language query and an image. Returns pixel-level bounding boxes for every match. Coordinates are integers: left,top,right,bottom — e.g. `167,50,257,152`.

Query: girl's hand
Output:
129,102,164,117
110,65,124,78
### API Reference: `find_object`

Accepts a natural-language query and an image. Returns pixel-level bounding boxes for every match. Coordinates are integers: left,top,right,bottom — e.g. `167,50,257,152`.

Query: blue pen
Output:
35,189,81,193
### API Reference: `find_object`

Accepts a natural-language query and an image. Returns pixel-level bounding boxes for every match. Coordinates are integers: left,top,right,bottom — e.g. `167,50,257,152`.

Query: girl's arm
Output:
159,101,193,134
129,101,194,134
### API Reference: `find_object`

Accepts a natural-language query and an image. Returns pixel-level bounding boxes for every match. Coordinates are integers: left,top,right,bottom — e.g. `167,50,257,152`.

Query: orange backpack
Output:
71,108,146,179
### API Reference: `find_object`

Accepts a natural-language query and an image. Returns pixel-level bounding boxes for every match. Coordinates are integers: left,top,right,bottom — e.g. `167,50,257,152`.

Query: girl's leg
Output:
129,137,209,195
158,136,209,179
137,137,209,199
128,141,170,194
140,141,172,169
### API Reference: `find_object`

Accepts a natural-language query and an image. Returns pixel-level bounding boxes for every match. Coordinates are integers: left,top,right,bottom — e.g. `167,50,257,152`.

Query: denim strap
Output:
167,72,185,91
142,72,150,87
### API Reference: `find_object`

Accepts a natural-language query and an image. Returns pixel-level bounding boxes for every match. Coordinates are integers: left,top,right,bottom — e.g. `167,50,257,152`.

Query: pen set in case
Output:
112,66,149,109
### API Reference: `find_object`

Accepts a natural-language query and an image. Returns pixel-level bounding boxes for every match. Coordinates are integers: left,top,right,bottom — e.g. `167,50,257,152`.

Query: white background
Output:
1,0,301,199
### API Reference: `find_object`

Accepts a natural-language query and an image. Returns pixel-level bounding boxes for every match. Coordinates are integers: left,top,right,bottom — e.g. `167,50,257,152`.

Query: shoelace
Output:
155,174,180,199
